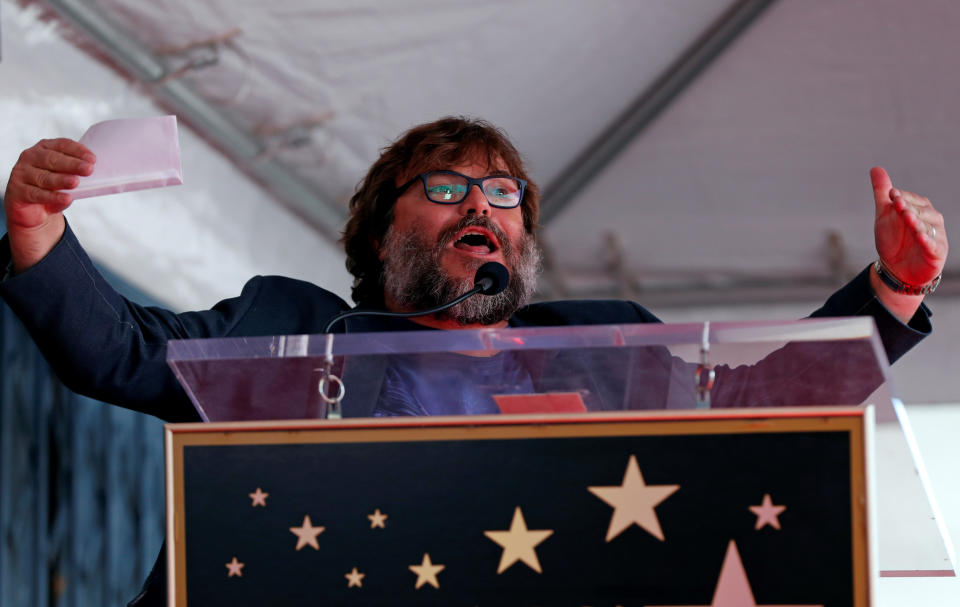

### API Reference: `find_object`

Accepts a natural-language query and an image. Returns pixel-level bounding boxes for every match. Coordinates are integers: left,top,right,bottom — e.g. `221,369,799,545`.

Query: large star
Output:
225,557,244,578
409,553,445,589
587,455,680,541
289,515,325,551
649,541,823,607
345,567,365,588
248,487,269,507
749,494,786,530
484,507,554,574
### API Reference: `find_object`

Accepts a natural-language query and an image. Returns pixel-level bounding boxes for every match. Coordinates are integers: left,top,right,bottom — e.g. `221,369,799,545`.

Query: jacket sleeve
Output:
703,265,933,409
1,222,272,421
809,264,931,363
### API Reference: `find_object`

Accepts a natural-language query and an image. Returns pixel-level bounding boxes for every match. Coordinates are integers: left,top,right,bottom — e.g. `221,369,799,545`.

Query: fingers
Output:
19,139,95,177
37,138,96,164
20,185,73,207
7,139,94,209
870,166,893,211
892,188,947,256
20,164,81,191
892,189,942,226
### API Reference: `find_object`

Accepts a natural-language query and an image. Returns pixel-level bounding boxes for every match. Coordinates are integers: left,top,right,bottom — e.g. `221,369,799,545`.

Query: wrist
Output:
9,214,66,274
873,259,941,296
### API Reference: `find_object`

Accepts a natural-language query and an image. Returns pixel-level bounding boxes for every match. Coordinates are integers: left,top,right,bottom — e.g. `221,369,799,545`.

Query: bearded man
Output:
0,116,948,604
0,116,949,415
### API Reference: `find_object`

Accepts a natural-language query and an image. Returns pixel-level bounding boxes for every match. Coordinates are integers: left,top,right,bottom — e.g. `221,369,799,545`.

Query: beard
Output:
380,215,541,325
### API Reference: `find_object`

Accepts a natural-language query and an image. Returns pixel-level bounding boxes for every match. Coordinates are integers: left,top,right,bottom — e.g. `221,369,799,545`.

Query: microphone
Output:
474,261,510,295
323,262,510,333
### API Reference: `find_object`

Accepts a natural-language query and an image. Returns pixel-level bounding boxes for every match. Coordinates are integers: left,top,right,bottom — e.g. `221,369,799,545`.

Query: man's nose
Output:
460,184,490,216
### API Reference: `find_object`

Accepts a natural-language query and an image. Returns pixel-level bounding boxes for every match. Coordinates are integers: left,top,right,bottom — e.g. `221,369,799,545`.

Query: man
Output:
0,117,948,603
1,118,947,408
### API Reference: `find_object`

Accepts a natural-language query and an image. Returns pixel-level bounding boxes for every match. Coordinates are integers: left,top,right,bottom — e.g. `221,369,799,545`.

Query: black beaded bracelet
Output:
873,260,941,296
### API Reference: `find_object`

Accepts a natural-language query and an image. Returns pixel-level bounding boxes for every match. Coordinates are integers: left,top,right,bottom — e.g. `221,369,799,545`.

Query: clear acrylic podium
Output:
164,318,955,604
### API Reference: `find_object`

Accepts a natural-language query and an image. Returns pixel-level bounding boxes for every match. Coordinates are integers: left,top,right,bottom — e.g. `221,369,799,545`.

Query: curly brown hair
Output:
341,116,539,305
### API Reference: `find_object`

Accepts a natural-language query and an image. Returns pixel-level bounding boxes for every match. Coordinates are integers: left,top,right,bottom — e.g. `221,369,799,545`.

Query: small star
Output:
248,487,269,507
345,567,365,588
409,553,445,589
484,507,554,574
225,557,244,578
368,508,388,529
289,515,325,550
588,455,680,541
749,494,786,530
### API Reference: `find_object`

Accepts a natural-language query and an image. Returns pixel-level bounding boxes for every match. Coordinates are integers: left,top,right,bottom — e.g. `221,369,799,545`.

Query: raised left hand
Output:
871,166,947,287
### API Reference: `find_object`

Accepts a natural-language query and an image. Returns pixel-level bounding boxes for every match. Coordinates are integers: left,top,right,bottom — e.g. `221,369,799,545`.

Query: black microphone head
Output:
474,262,510,295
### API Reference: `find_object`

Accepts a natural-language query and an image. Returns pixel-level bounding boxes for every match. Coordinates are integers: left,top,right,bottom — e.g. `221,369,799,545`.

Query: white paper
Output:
70,115,183,199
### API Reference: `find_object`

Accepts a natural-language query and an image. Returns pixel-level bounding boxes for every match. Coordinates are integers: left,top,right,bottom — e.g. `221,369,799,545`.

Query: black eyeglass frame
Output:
397,170,528,209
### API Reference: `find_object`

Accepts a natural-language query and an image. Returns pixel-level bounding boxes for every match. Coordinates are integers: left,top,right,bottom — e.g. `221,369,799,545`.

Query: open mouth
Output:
452,229,499,255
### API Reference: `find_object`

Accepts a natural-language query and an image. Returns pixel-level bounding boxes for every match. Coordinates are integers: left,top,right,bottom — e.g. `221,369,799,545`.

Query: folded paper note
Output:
70,115,183,199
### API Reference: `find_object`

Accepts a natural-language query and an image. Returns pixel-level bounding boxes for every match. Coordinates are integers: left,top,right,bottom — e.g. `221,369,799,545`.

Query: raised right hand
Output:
4,138,95,272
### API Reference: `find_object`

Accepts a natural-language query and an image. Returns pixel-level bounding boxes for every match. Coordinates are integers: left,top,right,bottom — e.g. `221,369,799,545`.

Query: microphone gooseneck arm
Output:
323,261,510,333
322,284,484,333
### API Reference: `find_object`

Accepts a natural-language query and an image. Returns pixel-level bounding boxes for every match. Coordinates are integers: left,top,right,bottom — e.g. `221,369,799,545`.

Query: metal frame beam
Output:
43,0,347,238
539,0,778,225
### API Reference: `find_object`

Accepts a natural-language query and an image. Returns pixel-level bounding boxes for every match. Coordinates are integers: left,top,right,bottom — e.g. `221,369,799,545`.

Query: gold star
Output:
409,553,445,589
289,515,325,550
588,455,680,541
248,487,269,507
484,507,554,574
368,508,388,529
749,494,786,530
225,557,244,577
345,567,365,588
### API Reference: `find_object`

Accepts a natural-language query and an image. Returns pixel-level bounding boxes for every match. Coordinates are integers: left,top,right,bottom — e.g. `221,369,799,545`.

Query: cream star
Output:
225,557,244,577
409,553,445,589
484,507,554,574
345,567,365,588
248,487,269,507
648,541,822,607
368,508,388,529
289,515,325,551
749,494,786,530
588,455,680,541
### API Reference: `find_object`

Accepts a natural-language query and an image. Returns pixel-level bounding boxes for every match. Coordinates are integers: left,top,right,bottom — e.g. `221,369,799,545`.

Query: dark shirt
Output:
374,352,536,416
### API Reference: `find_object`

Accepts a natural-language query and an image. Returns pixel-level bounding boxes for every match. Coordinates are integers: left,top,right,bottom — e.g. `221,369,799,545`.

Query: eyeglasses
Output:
398,170,527,209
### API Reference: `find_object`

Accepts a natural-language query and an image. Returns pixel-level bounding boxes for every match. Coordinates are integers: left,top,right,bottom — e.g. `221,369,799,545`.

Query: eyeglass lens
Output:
424,173,522,207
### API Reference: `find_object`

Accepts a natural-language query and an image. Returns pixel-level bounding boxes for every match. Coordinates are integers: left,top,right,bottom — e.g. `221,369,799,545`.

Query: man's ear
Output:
372,235,384,261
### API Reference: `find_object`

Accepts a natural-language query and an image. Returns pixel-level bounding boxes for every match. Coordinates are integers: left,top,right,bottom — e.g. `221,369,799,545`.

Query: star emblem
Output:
588,455,680,541
225,557,244,577
345,567,365,588
248,487,268,507
484,507,554,574
409,553,445,589
289,515,325,551
648,541,822,607
749,494,786,530
368,508,388,529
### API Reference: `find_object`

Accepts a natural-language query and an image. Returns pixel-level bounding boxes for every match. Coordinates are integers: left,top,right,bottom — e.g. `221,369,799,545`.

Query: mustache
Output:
435,215,513,257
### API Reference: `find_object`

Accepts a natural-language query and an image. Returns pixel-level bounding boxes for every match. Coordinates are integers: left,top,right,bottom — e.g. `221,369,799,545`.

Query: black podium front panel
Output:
166,409,869,607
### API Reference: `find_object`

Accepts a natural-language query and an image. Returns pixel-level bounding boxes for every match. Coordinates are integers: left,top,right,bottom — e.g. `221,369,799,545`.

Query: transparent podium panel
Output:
166,317,954,577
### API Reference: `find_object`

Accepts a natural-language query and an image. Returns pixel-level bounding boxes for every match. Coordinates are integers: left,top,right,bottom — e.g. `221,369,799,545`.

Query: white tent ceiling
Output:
1,0,958,312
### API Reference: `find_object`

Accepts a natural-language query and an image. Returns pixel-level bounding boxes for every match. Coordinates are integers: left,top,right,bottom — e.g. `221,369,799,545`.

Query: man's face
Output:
387,156,527,281
379,154,540,325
